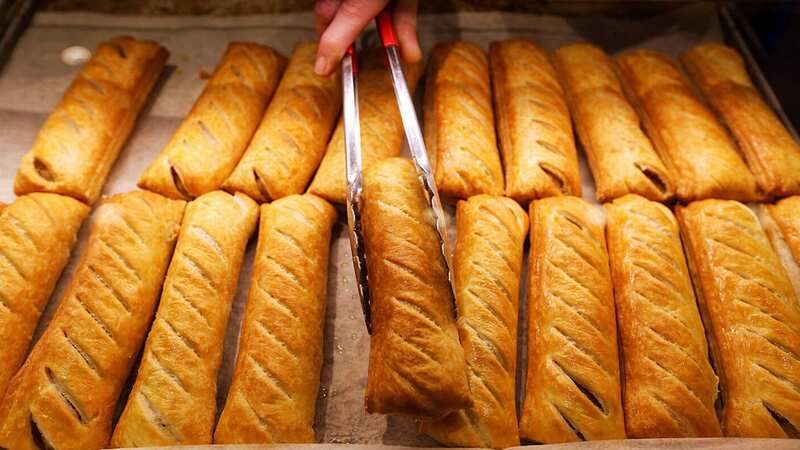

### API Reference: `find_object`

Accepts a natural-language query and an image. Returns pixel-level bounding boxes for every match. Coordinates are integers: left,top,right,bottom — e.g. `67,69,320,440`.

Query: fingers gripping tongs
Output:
343,7,455,334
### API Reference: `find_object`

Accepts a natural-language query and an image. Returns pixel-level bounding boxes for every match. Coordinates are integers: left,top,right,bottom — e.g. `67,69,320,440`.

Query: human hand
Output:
314,0,422,75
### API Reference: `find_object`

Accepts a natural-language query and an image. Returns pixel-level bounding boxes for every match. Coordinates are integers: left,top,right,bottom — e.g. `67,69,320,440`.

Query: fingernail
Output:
315,55,328,75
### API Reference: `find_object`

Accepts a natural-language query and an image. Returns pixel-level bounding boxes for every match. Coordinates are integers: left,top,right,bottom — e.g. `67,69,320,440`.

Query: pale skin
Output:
314,0,422,75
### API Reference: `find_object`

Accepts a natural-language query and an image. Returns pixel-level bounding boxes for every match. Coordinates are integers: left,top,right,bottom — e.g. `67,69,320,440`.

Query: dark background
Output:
733,1,800,132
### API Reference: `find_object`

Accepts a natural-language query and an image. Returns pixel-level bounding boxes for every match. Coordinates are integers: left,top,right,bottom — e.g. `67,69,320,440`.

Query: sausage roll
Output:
222,43,342,203
681,43,800,197
111,191,258,446
519,196,625,443
214,194,337,444
421,195,528,449
615,49,759,202
0,193,89,400
489,38,580,203
760,196,800,299
307,50,423,205
362,157,471,417
0,191,185,450
677,199,800,437
14,36,168,204
553,43,673,203
423,42,504,199
605,194,721,437
139,43,286,200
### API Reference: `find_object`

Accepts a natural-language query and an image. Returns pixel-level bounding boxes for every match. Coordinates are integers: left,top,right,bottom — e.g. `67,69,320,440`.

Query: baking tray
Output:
0,3,797,449
0,0,38,73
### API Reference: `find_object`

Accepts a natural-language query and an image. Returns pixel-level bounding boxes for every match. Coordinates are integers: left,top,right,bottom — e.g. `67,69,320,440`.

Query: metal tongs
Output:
343,6,454,334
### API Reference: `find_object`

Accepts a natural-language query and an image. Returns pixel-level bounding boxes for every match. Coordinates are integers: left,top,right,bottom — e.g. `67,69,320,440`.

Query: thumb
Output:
393,0,421,63
315,0,389,75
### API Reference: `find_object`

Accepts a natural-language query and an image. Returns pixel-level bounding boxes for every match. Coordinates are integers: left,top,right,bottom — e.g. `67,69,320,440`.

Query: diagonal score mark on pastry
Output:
307,50,424,205
421,195,528,449
760,196,800,300
519,196,625,444
614,49,760,202
139,43,287,200
423,42,504,200
677,199,800,437
681,44,800,197
489,38,580,203
14,36,169,204
0,191,185,450
223,43,342,203
361,157,471,417
214,194,336,444
605,194,721,437
553,43,674,203
0,194,89,403
111,191,258,447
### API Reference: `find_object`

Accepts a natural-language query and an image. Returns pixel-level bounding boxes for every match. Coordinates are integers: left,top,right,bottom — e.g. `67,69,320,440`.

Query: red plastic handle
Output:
376,6,398,48
346,43,357,75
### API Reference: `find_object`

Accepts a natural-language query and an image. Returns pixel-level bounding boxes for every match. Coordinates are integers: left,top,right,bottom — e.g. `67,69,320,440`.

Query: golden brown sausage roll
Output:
605,194,721,437
362,157,471,417
214,194,336,444
138,43,286,200
489,38,580,203
615,49,759,202
760,196,800,299
14,36,168,204
681,43,800,197
553,43,673,203
0,191,184,450
222,42,341,202
111,191,258,446
423,42,504,199
519,196,625,443
677,199,800,437
0,194,89,400
421,195,528,448
307,50,423,204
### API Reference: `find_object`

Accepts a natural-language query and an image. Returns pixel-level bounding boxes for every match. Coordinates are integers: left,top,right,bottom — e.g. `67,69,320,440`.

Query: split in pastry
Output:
681,43,800,197
138,42,286,199
605,194,720,437
307,49,423,205
223,42,342,202
615,49,760,202
677,199,800,437
553,43,673,203
0,191,185,450
519,196,625,443
214,194,337,444
489,38,580,203
14,36,169,204
424,41,504,199
0,193,89,400
362,157,471,417
421,195,528,449
111,191,258,446
760,196,800,299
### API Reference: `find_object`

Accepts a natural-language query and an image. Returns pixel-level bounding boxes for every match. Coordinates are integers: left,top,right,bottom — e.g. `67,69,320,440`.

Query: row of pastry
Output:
0,164,798,449
360,158,800,447
0,189,337,449
12,36,800,210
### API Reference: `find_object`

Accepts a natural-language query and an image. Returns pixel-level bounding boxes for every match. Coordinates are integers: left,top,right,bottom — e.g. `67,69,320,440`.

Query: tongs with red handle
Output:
343,6,455,335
